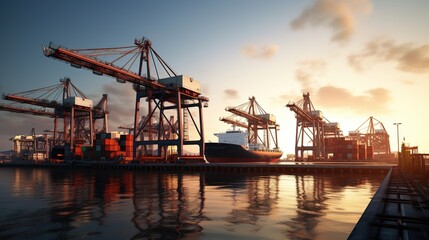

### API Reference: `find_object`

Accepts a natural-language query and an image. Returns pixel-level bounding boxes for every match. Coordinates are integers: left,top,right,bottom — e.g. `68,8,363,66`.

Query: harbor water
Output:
0,167,384,240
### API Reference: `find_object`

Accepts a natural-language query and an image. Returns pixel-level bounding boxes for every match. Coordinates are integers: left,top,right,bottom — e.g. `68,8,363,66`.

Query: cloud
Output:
290,0,372,43
101,83,141,128
295,59,326,91
314,85,391,114
241,44,279,59
271,93,302,107
401,79,414,85
277,86,390,115
224,89,240,99
348,38,429,73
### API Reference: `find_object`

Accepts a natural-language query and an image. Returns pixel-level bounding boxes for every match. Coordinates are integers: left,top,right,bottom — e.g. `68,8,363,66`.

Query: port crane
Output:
220,96,280,151
1,78,108,159
349,116,391,156
43,37,208,162
286,93,325,161
8,128,51,161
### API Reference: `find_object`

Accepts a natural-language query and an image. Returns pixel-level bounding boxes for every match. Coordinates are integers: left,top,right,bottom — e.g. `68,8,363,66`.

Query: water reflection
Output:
0,168,384,239
131,173,206,239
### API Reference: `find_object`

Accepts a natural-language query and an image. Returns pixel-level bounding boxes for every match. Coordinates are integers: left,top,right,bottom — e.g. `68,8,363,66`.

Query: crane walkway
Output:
349,167,429,239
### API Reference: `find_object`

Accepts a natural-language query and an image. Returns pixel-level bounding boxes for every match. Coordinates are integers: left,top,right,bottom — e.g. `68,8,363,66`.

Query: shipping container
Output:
64,96,93,108
310,110,323,118
158,75,201,94
256,114,276,122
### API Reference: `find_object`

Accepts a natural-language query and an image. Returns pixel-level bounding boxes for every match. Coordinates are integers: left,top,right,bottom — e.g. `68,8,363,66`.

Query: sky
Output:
0,0,428,154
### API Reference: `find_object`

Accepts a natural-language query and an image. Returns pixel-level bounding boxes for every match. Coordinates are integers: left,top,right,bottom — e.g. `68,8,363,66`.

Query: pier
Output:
349,166,429,239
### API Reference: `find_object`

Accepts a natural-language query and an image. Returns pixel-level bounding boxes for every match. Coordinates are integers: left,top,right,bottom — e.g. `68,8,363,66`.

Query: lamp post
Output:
393,123,401,158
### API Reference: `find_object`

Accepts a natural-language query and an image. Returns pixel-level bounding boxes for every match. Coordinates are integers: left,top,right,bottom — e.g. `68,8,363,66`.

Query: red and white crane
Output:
43,37,208,162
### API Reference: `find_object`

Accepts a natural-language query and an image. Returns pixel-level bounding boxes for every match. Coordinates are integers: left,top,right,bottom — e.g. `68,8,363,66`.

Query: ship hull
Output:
205,143,282,163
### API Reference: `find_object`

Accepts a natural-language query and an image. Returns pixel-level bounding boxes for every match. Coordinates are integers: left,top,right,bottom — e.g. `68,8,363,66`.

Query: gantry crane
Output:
286,93,325,161
350,116,391,156
220,96,280,151
8,128,50,161
43,37,208,162
1,78,108,160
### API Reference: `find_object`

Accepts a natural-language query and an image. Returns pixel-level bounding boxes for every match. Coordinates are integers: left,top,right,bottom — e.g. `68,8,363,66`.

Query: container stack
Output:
119,134,134,161
82,145,95,160
359,144,367,160
367,145,374,160
97,133,117,161
335,139,359,160
102,138,122,160
325,137,369,161
70,132,134,162
74,146,83,159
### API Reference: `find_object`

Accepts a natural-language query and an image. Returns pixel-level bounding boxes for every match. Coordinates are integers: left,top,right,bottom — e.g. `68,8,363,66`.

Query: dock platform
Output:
0,161,393,174
349,167,429,239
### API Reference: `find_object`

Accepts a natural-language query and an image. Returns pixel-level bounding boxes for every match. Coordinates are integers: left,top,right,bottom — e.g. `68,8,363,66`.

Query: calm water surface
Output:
0,168,384,240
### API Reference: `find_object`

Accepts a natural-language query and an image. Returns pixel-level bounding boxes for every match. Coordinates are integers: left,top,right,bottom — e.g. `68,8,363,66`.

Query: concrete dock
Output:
0,161,393,174
349,167,429,239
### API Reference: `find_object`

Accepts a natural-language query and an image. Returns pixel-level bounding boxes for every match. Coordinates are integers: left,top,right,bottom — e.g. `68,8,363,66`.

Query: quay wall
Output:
0,162,391,175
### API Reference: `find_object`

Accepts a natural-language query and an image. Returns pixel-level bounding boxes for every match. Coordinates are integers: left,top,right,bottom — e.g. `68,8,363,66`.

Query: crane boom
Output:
219,117,248,129
226,108,261,123
286,102,313,123
0,104,55,118
3,94,62,109
43,43,164,89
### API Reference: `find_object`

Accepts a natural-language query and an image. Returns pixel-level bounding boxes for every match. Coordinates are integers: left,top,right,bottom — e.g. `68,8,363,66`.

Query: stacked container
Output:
325,137,377,161
119,134,134,161
74,146,83,159
367,145,374,160
334,139,359,160
359,144,367,160
71,132,135,162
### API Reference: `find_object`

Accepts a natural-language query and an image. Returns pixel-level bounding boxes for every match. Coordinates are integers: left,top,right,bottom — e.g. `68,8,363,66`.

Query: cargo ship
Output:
205,130,282,163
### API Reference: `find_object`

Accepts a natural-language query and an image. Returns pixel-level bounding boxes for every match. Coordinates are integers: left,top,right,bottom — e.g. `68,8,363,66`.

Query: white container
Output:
325,122,340,128
109,131,121,139
256,114,276,122
64,97,93,108
158,75,201,94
